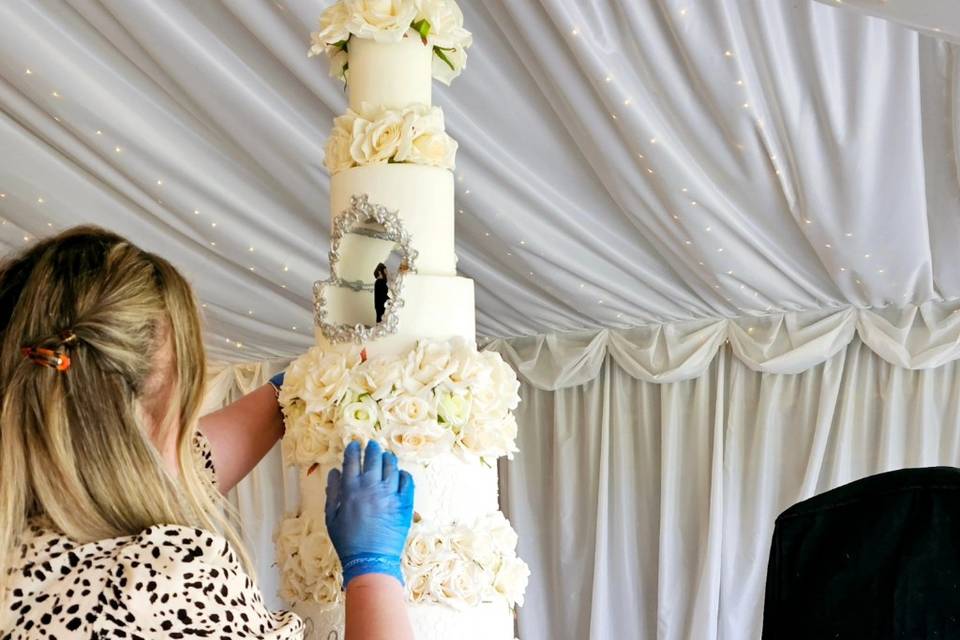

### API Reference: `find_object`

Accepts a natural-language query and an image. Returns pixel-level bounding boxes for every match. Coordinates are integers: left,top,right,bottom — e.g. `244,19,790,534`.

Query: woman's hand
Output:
325,440,415,588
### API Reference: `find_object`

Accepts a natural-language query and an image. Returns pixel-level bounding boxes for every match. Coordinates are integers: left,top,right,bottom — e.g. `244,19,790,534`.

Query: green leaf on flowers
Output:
480,457,492,468
433,45,457,71
411,19,432,45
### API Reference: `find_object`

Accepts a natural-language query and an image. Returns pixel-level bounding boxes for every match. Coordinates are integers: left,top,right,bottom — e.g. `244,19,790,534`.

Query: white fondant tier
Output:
316,274,475,358
301,453,500,525
295,600,514,640
332,163,456,277
348,36,433,112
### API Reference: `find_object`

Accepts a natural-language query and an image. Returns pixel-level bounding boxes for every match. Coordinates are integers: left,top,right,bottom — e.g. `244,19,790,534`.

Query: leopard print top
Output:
1,432,303,639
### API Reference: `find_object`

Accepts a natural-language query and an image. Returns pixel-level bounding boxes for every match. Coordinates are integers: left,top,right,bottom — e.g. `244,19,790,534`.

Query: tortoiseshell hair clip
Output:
21,330,79,373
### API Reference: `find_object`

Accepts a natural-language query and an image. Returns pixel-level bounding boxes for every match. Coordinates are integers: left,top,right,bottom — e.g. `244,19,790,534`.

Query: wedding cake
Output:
274,2,529,639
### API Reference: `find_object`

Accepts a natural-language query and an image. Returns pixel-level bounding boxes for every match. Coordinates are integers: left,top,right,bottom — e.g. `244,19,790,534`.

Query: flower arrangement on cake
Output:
278,338,521,467
325,103,458,174
275,511,530,610
308,0,472,84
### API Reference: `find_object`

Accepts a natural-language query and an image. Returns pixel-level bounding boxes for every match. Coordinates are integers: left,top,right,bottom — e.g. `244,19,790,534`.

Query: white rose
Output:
301,349,357,413
459,414,518,460
380,394,435,425
439,562,483,609
286,415,339,466
402,340,458,393
484,512,520,552
338,395,380,434
327,44,350,80
325,112,357,174
436,390,471,429
313,1,352,48
414,0,472,49
345,0,418,43
432,43,467,85
405,530,442,567
386,421,453,459
493,556,530,606
352,356,404,400
394,106,457,169
350,109,405,165
450,526,497,567
406,569,431,602
487,351,522,411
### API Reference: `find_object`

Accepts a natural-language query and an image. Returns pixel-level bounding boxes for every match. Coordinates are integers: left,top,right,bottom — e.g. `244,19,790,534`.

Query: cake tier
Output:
295,601,514,640
301,452,500,525
317,274,475,358
348,36,433,112
332,163,456,277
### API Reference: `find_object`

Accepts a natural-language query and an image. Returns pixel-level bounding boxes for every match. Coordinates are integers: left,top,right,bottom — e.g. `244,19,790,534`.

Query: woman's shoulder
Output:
6,524,303,638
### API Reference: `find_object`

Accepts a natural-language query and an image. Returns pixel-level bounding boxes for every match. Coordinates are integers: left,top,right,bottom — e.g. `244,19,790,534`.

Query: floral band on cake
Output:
309,0,473,85
275,511,530,609
278,338,521,466
325,103,458,174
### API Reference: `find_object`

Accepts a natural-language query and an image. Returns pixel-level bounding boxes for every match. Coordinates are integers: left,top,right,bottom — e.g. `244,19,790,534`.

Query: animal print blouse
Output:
1,433,303,639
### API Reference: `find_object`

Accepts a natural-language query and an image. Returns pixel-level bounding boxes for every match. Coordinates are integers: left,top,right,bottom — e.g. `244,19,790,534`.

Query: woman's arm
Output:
326,440,415,640
345,575,412,640
198,383,284,493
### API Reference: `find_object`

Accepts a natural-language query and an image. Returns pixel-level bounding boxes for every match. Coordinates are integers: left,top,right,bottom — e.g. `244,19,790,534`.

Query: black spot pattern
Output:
0,433,303,638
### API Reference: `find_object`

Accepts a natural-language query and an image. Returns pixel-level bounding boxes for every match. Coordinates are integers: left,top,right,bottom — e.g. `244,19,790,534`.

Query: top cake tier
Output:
348,37,433,112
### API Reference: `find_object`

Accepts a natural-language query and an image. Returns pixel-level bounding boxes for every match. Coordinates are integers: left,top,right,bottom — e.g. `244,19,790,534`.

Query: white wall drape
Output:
497,335,960,640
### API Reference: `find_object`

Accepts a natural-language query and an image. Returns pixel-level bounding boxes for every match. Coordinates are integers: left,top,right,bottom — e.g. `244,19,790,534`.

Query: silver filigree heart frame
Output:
313,194,419,344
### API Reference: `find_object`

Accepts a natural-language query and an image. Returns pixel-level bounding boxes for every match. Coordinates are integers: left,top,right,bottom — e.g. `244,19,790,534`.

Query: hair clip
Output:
21,329,78,373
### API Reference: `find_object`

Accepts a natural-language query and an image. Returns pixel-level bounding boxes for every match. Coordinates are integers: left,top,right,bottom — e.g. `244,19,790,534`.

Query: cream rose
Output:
493,556,531,607
415,0,471,48
345,0,418,43
439,562,484,609
380,394,435,425
436,390,471,429
286,417,338,466
402,340,458,393
352,356,404,400
395,106,457,169
385,421,452,459
432,43,467,85
459,415,518,460
350,108,406,165
325,112,357,173
313,1,352,49
338,395,380,433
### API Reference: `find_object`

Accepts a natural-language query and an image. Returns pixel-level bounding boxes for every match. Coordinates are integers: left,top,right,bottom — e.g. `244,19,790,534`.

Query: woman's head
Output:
0,226,240,596
374,263,387,279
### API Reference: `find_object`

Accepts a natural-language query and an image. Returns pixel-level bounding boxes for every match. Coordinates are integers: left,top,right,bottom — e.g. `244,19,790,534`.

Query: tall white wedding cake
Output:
274,2,529,639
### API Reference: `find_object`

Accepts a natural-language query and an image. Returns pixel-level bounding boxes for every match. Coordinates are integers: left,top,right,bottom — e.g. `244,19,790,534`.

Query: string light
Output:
36,197,44,204
650,138,657,144
25,69,32,75
115,146,122,153
292,326,297,331
679,8,688,16
194,209,200,215
283,265,289,272
249,246,255,252
624,98,632,106
571,27,580,36
735,80,743,86
211,222,217,228
51,91,60,98
604,75,612,83
156,180,163,186
725,50,733,57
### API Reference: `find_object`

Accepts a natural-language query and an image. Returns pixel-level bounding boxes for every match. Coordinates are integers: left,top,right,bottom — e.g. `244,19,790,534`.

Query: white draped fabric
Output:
496,330,960,640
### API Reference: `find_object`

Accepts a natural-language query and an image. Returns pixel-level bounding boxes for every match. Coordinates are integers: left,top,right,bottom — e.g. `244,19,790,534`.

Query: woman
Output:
0,226,414,639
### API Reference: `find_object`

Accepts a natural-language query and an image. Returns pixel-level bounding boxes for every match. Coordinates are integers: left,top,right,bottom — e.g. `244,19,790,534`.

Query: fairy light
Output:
37,197,44,204
156,180,163,186
624,98,632,106
115,146,122,153
194,209,200,215
571,27,580,36
725,50,733,57
51,91,60,98
25,69,32,75
96,130,102,135
283,265,289,272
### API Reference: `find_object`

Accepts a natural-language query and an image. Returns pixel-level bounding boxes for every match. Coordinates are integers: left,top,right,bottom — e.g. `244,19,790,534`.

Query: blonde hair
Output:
0,226,248,609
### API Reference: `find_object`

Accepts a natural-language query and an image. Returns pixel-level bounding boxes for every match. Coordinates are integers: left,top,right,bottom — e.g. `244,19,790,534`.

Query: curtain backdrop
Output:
498,337,960,640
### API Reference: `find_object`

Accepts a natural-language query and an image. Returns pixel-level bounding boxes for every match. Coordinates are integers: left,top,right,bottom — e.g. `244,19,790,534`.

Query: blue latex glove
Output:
325,440,415,588
269,371,285,390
